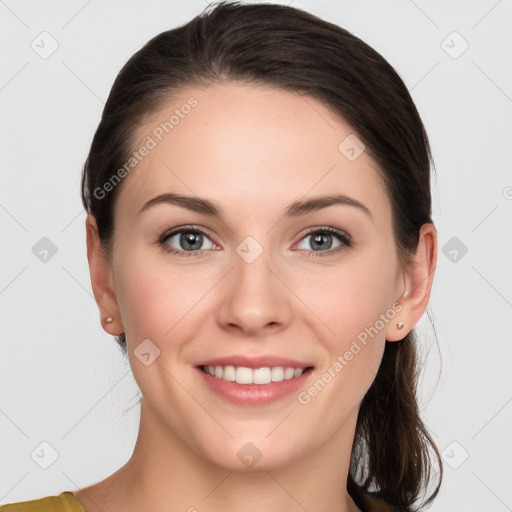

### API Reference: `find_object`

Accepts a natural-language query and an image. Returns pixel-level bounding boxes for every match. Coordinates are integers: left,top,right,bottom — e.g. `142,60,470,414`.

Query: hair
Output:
80,1,442,510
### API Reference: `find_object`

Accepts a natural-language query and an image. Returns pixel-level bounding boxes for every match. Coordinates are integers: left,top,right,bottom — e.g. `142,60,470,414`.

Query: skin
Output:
76,82,437,512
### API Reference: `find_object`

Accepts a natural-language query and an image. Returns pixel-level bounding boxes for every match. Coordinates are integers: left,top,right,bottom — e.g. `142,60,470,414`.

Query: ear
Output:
386,223,437,342
85,214,124,336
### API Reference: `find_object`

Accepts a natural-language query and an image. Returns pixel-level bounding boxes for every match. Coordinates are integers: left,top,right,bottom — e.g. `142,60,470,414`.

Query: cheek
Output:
112,249,211,345
303,252,398,341
296,281,394,429
299,249,398,394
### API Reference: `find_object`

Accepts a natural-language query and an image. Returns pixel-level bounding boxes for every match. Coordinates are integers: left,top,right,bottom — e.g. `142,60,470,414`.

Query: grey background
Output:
1,0,511,510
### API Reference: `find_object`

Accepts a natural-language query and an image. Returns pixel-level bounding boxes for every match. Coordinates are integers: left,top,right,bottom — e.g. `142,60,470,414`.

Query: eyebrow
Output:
139,192,372,219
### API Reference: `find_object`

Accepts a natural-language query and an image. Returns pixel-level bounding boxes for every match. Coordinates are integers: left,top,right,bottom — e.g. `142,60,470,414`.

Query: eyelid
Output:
293,226,352,255
158,225,217,245
158,224,352,257
158,225,219,259
296,226,351,244
298,225,351,240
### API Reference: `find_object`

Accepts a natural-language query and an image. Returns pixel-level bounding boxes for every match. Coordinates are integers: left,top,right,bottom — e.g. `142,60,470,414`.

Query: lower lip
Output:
195,367,314,406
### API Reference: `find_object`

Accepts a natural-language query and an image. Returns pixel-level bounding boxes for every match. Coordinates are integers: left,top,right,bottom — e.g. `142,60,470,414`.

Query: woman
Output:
1,1,442,511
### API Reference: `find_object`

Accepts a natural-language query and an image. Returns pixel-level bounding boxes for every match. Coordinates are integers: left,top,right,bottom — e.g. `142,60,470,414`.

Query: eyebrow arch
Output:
140,193,221,216
139,192,372,219
286,193,372,218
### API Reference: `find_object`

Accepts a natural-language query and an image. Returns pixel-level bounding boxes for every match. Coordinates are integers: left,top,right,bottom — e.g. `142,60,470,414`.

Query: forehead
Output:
115,81,391,223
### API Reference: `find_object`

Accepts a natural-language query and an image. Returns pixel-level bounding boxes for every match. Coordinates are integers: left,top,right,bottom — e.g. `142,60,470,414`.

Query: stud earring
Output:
397,321,405,329
105,317,113,324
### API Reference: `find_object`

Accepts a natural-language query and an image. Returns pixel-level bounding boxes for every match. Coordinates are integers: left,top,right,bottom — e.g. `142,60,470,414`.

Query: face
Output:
99,82,408,470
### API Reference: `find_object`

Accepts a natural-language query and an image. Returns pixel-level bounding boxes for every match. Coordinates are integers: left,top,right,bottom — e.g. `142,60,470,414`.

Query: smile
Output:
200,364,312,385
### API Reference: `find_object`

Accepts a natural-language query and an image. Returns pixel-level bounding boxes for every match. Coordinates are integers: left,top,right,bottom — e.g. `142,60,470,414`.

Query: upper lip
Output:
195,355,314,370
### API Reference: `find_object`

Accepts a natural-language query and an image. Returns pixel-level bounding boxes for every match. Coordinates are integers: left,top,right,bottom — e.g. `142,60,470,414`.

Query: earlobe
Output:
85,215,124,335
386,223,437,342
386,311,408,342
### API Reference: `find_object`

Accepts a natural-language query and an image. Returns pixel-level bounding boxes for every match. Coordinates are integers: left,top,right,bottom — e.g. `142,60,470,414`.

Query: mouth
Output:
198,364,315,385
194,355,316,405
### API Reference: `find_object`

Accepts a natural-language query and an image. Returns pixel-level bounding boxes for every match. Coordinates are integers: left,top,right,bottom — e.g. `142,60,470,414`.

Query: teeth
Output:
271,366,284,381
223,365,236,381
202,365,306,385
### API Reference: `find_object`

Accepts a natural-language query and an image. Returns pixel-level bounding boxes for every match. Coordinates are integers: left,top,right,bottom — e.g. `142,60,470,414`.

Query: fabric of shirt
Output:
0,492,86,512
0,486,408,512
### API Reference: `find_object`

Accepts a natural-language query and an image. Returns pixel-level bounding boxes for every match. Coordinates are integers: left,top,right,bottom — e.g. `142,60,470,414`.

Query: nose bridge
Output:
234,237,272,290
217,234,290,333
233,235,277,303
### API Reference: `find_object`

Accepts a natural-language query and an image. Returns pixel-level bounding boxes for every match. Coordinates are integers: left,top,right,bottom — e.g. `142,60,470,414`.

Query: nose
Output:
216,247,292,336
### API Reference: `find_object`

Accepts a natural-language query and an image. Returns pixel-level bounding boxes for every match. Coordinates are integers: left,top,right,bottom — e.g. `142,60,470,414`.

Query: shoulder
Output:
0,492,86,512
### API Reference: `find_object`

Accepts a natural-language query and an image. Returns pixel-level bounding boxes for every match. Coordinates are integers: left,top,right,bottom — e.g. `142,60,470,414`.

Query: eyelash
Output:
158,225,352,258
300,227,352,258
158,226,214,259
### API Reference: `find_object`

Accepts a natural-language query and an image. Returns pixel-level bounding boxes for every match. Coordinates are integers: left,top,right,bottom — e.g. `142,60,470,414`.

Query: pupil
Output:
312,233,332,250
181,232,202,250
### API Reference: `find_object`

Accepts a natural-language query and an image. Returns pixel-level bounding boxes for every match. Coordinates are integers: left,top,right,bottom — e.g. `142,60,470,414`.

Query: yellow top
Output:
0,487,402,511
0,492,86,512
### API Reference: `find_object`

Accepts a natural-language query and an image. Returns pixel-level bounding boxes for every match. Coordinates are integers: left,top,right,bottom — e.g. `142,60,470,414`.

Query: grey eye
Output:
164,230,215,252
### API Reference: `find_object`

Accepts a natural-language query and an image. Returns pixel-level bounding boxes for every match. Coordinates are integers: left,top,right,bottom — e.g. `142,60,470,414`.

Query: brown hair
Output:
81,1,442,509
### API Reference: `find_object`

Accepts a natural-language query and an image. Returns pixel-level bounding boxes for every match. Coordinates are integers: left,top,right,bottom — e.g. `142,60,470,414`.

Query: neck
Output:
77,398,362,512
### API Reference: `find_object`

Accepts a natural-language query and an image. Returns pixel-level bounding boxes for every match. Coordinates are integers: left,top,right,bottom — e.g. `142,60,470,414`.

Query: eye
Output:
296,227,351,256
159,226,216,257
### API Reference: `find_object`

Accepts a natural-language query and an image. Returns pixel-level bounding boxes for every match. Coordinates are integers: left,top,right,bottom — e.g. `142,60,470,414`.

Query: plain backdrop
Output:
1,1,511,510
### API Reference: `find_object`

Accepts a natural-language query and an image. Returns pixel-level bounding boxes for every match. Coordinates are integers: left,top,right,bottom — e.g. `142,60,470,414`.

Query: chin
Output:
198,434,305,473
